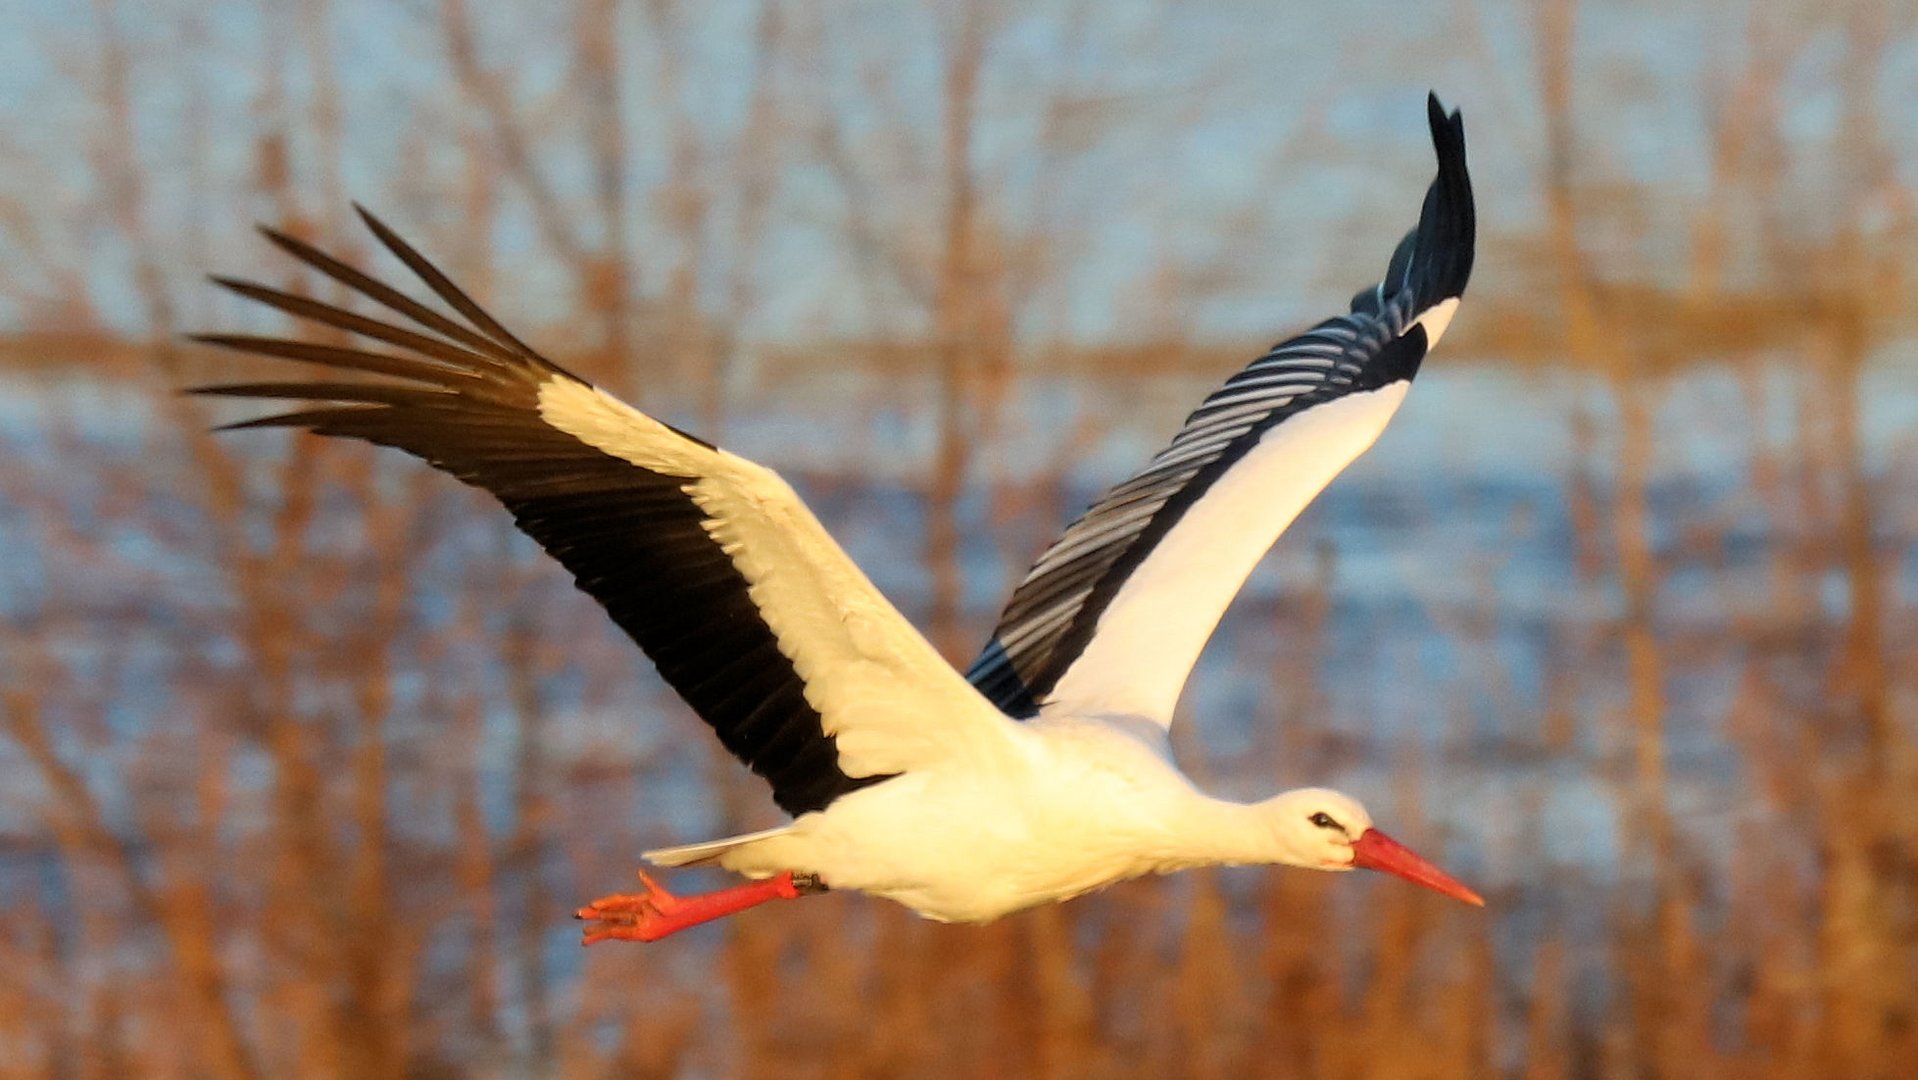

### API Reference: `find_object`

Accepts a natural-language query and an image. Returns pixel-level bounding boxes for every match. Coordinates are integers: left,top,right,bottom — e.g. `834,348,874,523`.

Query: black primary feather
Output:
191,213,886,816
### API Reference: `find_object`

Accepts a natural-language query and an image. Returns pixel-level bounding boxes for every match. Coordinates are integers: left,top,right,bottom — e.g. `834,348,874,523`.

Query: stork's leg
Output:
577,870,820,944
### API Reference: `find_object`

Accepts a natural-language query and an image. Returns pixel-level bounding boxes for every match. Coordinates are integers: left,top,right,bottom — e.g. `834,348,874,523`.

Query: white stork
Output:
194,93,1480,943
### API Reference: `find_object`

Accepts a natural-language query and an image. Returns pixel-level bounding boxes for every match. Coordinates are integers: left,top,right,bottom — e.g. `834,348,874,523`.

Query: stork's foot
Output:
576,869,810,945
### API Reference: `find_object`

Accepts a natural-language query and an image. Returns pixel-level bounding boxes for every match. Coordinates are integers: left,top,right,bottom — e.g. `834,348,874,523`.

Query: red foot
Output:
577,869,804,945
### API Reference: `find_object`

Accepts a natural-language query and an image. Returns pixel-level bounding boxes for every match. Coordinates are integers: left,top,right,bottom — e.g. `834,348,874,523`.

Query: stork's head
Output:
1264,788,1483,906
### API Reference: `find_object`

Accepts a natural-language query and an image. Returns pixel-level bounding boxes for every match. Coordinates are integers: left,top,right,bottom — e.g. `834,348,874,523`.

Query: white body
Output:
650,717,1370,923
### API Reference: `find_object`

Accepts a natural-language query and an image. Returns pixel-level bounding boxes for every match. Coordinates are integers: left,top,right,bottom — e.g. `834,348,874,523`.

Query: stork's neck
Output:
1164,795,1299,868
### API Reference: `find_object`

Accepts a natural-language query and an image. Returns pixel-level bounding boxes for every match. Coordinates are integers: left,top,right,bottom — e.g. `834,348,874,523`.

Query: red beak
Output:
1350,828,1484,907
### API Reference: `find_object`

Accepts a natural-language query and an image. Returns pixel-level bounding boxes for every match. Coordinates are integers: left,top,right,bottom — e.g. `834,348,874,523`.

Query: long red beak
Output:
1350,829,1484,907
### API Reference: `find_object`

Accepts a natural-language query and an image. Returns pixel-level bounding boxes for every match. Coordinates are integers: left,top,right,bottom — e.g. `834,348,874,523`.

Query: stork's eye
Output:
1308,812,1342,831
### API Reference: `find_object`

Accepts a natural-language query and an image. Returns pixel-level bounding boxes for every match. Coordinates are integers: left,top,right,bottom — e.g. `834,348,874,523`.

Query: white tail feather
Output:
642,825,792,868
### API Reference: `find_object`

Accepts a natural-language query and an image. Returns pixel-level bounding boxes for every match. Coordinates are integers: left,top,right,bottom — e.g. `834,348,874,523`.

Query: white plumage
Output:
1034,383,1411,724
195,93,1482,942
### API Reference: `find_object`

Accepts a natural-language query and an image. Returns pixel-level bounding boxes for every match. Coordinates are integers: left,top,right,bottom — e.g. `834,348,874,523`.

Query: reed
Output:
2,0,1915,1075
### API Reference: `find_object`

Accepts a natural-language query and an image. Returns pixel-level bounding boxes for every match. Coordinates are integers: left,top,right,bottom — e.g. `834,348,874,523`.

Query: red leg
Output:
577,869,805,945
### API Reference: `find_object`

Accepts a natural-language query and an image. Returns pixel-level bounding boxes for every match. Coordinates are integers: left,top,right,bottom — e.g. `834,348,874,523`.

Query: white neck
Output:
1160,794,1307,869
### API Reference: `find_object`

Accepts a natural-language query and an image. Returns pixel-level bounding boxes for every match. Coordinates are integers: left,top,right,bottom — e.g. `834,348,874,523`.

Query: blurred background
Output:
3,0,1917,1076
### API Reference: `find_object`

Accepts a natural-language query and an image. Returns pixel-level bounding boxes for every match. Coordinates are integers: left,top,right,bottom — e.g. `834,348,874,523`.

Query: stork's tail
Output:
642,824,793,868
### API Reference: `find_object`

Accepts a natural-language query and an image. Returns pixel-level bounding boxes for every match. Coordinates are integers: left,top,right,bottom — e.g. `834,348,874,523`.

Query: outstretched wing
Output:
968,93,1474,726
193,208,1013,816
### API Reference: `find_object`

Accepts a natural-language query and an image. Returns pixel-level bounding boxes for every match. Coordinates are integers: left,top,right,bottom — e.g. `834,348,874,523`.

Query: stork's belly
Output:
719,771,1169,923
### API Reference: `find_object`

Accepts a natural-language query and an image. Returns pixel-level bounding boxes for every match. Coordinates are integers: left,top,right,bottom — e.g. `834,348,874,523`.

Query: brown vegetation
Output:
2,0,1916,1076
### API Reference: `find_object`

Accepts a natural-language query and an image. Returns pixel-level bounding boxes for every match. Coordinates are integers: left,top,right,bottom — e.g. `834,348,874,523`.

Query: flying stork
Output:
192,93,1480,943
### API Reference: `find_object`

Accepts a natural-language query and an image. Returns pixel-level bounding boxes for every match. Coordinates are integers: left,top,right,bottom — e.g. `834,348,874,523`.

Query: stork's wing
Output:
968,93,1473,726
193,208,1013,816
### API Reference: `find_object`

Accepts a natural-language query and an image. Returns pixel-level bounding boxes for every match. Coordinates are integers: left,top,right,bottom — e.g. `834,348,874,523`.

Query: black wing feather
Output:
193,213,884,815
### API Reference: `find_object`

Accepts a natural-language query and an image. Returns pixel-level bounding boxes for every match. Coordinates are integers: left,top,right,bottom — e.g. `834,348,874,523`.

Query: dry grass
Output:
3,0,1917,1075
3,312,1916,1076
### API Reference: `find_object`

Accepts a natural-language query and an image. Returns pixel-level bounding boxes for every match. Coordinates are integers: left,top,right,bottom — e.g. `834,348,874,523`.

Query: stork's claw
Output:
576,869,804,944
